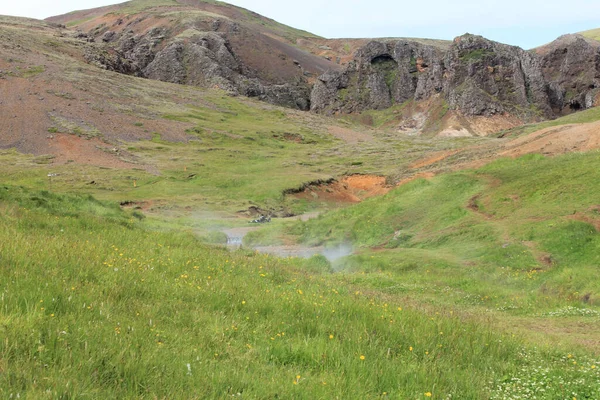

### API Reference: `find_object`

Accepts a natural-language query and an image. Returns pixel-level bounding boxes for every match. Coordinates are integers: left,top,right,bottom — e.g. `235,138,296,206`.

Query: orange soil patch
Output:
344,175,389,196
291,175,390,203
327,126,374,143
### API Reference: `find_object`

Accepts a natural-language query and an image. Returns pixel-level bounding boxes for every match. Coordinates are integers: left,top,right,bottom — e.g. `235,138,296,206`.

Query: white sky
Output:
1,0,599,49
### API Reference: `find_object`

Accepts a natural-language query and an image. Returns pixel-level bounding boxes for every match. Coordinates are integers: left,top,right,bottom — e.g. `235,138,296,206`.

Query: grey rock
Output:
311,39,446,114
82,24,311,110
102,31,116,43
311,34,558,119
539,34,600,114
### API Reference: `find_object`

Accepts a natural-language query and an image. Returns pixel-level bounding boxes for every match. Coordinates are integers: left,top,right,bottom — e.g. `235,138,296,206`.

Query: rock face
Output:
311,33,600,120
82,20,314,110
80,10,600,119
538,34,600,114
444,35,550,118
311,40,447,114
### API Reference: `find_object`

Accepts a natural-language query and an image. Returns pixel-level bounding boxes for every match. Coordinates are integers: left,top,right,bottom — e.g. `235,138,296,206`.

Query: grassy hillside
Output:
3,10,600,399
581,28,600,42
245,152,600,339
498,105,600,137
1,185,599,399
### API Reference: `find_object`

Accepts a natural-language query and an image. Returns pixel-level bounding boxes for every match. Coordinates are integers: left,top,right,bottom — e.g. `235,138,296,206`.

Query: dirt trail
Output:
327,126,374,143
500,121,600,157
401,119,600,189
409,150,460,169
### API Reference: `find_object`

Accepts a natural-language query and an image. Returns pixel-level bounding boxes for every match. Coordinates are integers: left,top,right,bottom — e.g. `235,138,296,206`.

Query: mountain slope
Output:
42,1,600,130
46,0,340,110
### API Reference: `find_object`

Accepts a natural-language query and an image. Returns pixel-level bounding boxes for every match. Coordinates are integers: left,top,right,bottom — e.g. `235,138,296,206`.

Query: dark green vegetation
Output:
1,185,600,399
460,49,494,62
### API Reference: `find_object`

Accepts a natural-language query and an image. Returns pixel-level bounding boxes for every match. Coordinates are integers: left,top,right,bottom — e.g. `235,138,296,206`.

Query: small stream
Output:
222,212,352,262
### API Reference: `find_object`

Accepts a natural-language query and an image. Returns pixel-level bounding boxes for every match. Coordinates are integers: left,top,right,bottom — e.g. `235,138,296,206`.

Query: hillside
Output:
1,185,599,399
41,0,600,135
46,0,339,110
581,27,600,42
2,3,600,399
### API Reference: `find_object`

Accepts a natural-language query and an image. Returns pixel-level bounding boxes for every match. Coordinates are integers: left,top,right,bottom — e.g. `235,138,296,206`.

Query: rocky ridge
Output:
46,1,600,129
80,19,312,110
49,0,337,111
311,33,600,125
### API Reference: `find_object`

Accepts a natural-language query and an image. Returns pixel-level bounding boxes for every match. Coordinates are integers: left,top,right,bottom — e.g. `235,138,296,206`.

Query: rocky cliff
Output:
47,1,600,125
49,0,338,111
311,33,600,124
537,34,600,114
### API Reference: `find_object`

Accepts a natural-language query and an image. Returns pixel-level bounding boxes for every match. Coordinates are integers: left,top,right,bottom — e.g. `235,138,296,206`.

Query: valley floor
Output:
2,14,600,397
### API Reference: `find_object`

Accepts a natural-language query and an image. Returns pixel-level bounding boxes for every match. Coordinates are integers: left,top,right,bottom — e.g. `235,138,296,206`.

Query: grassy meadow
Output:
2,12,600,397
1,185,600,399
279,152,600,315
2,90,600,398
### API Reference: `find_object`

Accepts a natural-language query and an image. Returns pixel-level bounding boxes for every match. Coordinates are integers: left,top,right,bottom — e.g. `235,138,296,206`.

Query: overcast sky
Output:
1,0,599,49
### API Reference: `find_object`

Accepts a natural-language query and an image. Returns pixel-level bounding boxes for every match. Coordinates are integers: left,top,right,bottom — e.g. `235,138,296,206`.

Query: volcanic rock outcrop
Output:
47,1,600,121
537,34,600,114
311,34,600,121
83,22,312,110
49,0,337,111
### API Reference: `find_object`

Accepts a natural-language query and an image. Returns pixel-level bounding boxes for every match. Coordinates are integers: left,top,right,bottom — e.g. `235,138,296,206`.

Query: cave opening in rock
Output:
569,100,582,111
371,54,398,91
371,54,397,66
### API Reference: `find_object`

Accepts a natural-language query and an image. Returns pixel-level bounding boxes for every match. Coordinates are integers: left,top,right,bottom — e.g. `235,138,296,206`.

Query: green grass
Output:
581,28,600,42
285,152,600,321
2,185,600,399
115,0,178,13
110,0,319,42
460,49,493,62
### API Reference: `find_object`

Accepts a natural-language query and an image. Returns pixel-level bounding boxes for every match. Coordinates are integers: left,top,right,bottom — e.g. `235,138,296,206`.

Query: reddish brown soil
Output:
291,175,390,203
0,17,199,173
47,134,135,169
